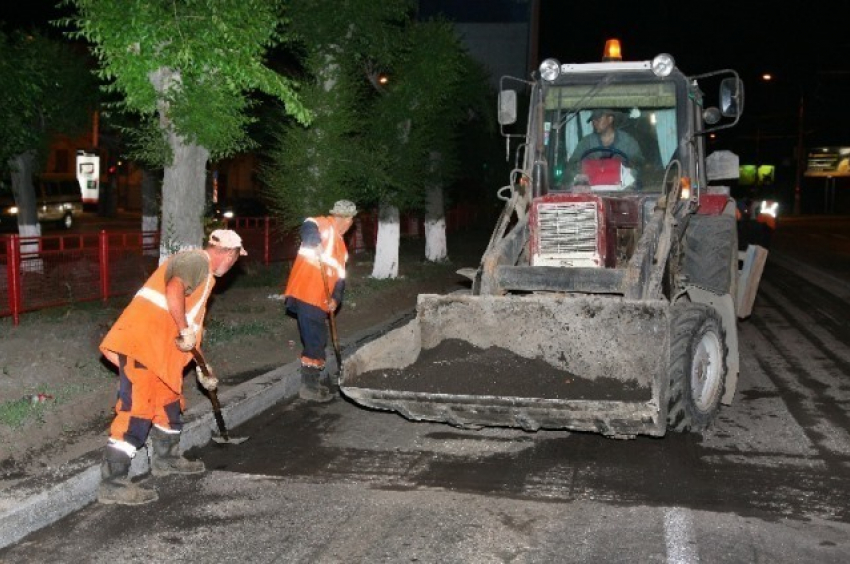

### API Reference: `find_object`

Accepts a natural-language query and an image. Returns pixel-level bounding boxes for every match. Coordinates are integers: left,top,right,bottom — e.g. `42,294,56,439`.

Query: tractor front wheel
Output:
667,303,728,432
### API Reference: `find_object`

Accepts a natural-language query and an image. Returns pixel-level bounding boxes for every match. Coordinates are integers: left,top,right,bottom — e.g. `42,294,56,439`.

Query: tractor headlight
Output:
539,58,561,82
651,53,675,78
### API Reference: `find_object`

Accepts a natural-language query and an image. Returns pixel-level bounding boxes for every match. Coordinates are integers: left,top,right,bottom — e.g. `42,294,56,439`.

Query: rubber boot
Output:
320,368,338,398
299,366,332,403
97,446,158,505
150,427,205,476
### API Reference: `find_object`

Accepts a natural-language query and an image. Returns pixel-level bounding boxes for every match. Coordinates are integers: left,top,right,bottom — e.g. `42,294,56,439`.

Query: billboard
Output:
738,164,775,187
76,151,100,204
804,146,850,177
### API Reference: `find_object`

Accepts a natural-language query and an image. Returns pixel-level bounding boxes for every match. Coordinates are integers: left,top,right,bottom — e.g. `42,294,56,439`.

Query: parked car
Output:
0,180,83,232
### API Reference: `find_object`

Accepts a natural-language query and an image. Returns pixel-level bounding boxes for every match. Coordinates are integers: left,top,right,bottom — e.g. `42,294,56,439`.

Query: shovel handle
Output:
318,255,343,374
208,388,230,441
191,347,230,441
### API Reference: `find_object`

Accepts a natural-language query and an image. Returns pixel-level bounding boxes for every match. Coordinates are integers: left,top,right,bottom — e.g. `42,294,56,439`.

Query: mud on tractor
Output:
341,42,765,439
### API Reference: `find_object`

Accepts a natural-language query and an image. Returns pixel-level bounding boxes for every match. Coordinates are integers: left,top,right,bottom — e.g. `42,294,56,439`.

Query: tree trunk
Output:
299,53,341,214
424,151,447,262
8,151,41,238
150,67,209,261
160,132,208,260
370,203,400,279
99,175,118,217
141,168,160,256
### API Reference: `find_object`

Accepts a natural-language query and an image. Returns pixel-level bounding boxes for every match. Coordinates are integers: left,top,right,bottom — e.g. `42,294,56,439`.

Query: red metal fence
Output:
1,231,161,326
1,204,480,325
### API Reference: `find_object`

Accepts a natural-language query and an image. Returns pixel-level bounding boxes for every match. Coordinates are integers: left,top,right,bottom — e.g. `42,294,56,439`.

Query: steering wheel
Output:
580,146,630,164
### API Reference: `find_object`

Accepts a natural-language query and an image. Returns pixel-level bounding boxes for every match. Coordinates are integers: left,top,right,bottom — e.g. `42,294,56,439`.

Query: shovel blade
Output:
211,435,249,445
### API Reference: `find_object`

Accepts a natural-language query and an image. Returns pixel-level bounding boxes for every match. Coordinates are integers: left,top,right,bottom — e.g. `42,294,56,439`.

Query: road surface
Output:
1,216,849,563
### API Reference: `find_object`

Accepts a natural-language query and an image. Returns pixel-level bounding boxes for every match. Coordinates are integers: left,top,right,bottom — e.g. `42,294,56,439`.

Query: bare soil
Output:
350,338,651,400
0,231,487,489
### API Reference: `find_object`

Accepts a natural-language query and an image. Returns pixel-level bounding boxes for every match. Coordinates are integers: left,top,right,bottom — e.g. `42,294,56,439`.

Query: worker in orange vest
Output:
284,200,357,402
756,200,778,231
97,229,247,505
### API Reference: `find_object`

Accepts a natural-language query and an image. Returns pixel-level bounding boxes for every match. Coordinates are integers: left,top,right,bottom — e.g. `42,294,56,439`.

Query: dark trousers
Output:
286,297,328,366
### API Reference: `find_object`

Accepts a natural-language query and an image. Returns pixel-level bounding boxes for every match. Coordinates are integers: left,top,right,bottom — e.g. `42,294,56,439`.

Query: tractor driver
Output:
566,109,645,188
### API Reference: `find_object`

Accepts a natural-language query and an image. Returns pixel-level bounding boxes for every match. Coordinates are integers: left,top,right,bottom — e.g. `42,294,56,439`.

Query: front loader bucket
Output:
341,294,673,438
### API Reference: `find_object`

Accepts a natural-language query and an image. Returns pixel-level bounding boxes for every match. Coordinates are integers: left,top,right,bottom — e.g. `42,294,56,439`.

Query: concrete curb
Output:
0,360,303,549
0,309,414,549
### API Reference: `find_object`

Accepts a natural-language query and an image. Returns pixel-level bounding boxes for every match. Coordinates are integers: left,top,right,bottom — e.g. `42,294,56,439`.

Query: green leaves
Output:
0,29,97,176
261,0,492,223
61,0,309,164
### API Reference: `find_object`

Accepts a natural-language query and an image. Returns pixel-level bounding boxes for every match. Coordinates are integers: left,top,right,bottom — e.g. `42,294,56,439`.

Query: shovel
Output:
190,347,249,445
318,257,343,381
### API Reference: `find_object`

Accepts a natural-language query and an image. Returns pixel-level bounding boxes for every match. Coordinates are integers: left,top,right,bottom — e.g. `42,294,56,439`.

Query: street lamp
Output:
794,94,804,215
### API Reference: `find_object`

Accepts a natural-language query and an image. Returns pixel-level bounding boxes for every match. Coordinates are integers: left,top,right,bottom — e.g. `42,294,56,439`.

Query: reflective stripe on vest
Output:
296,247,346,280
301,219,347,279
135,272,213,332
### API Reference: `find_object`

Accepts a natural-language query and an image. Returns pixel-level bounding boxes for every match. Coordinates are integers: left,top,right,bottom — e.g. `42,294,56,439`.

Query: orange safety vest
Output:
284,216,349,312
100,251,215,392
756,213,776,230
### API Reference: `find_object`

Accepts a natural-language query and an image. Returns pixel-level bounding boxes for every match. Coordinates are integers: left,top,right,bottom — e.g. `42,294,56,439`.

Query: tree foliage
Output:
59,0,311,254
59,0,310,164
261,65,372,228
0,29,97,177
362,18,484,211
260,0,413,224
261,2,494,222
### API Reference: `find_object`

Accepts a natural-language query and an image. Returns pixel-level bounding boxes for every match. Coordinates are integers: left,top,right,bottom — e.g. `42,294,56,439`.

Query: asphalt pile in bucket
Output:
351,339,650,401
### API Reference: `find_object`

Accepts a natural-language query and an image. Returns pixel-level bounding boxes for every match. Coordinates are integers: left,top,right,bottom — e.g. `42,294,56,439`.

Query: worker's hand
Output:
327,298,338,312
175,328,197,352
195,365,219,392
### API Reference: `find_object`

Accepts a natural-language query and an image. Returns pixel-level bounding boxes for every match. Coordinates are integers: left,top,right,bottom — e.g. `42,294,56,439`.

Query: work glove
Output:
331,280,345,310
175,328,197,352
195,365,219,392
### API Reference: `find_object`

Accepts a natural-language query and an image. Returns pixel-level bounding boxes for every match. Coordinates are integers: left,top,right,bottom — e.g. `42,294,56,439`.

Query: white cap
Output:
329,200,357,217
209,229,247,256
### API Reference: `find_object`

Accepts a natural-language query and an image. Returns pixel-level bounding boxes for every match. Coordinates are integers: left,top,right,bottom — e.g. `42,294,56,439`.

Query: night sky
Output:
0,0,69,33
538,1,850,155
4,0,849,163
538,2,847,78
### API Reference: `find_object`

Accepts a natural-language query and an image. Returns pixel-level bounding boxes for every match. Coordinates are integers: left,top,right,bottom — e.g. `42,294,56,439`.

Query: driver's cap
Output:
587,108,616,122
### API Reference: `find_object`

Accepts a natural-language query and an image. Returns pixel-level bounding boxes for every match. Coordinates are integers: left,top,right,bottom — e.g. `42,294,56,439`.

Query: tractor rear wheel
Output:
667,303,727,432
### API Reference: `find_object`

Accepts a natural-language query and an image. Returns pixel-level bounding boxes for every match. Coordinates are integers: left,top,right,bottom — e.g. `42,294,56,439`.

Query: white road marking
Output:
664,507,699,564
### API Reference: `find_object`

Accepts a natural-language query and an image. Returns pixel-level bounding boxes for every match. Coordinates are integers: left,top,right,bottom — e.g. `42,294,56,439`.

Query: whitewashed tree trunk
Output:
424,189,447,263
424,151,447,262
369,114,413,280
370,203,400,279
8,152,42,269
